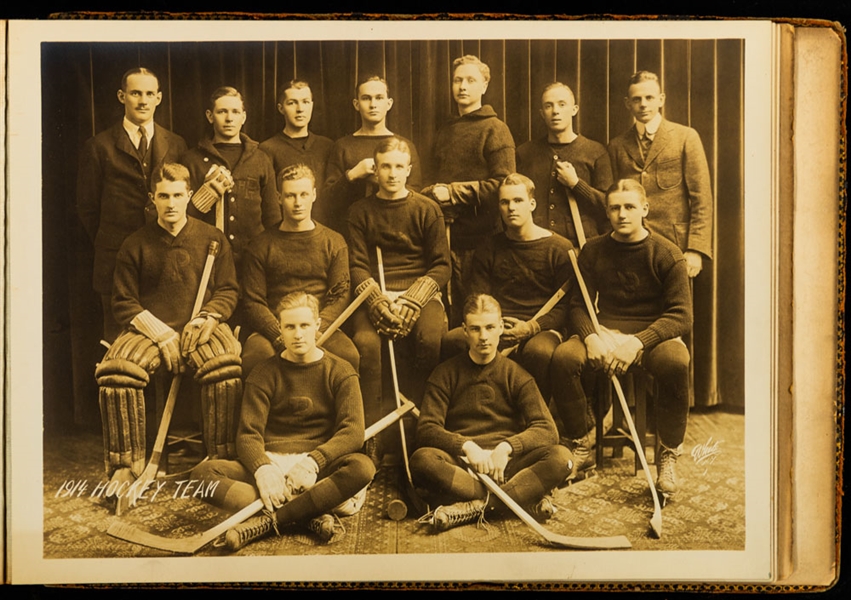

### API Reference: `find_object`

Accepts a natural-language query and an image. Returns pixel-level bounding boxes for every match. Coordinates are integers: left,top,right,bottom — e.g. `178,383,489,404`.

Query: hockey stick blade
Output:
463,459,632,550
107,401,417,553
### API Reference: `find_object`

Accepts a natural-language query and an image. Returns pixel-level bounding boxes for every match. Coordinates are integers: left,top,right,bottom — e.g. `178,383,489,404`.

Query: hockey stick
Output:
566,189,587,248
107,399,417,554
500,280,570,357
375,247,415,483
121,241,220,514
460,457,631,550
316,279,380,348
568,248,663,538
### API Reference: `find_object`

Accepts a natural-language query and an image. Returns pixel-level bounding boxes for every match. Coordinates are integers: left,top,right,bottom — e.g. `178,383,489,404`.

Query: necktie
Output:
639,131,652,157
138,126,148,160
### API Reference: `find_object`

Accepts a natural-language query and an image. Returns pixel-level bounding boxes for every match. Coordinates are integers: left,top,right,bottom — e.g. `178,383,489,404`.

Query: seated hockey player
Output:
441,173,574,404
346,136,450,465
240,163,357,378
95,163,241,496
550,179,693,494
192,292,376,550
411,294,573,531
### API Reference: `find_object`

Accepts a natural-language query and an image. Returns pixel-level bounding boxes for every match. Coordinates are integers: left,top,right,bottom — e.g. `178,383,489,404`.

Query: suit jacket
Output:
608,118,713,259
76,121,188,294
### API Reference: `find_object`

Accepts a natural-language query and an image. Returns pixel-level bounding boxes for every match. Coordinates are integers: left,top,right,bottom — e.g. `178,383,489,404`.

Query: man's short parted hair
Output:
607,179,649,203
542,81,576,103
208,86,245,112
277,291,320,320
151,163,191,192
373,136,411,162
627,71,662,91
278,163,316,187
500,173,535,199
120,67,160,91
462,293,502,322
356,75,390,98
276,79,312,105
453,55,491,82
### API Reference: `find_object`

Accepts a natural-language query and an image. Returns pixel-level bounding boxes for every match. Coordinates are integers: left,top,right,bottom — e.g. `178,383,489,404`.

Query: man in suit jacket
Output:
76,67,188,342
607,71,712,277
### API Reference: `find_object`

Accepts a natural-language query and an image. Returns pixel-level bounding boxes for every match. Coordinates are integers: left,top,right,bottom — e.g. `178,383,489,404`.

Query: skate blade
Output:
564,467,598,486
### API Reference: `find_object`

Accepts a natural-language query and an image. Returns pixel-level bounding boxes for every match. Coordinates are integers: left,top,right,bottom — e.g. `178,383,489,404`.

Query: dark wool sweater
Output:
516,135,613,246
429,105,516,250
259,131,335,188
180,133,280,263
416,353,557,457
322,134,423,235
347,192,450,292
241,223,350,342
238,352,364,473
468,231,574,332
111,217,238,330
570,231,693,350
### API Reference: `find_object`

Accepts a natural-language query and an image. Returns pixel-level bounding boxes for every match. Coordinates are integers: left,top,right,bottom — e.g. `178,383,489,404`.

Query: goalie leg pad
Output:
98,385,146,477
201,377,243,460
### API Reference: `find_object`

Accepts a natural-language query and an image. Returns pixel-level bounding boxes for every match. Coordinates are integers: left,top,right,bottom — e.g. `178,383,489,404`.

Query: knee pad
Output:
95,330,161,387
191,324,243,460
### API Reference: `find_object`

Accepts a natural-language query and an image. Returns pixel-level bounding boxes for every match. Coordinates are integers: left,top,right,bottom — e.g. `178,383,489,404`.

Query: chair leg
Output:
633,371,647,476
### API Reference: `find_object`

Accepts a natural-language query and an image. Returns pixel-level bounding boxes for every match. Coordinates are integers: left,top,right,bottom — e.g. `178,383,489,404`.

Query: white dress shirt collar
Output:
635,113,663,138
123,118,155,149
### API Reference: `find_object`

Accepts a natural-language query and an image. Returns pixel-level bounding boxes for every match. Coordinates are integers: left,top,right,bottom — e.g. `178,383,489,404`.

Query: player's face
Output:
278,87,314,130
206,95,246,143
498,183,536,229
117,74,162,126
280,177,316,224
151,179,191,227
353,80,393,125
375,149,412,197
452,64,488,111
463,309,504,363
279,306,320,359
607,190,649,242
540,86,578,133
625,80,665,124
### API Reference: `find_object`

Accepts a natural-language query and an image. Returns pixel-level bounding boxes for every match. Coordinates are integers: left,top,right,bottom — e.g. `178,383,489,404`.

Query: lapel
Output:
151,123,170,168
113,122,139,162
642,118,670,168
622,124,645,167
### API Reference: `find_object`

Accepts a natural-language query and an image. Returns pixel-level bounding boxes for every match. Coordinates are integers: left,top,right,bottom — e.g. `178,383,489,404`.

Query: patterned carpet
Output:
42,407,744,558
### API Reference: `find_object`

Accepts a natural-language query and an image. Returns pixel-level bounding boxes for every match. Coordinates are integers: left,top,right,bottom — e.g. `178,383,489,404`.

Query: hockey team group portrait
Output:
30,25,754,582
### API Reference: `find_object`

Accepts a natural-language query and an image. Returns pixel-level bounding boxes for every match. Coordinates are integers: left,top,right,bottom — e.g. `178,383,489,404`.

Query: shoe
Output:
225,513,279,551
308,513,346,543
564,433,596,481
418,496,488,532
656,444,682,503
529,495,557,523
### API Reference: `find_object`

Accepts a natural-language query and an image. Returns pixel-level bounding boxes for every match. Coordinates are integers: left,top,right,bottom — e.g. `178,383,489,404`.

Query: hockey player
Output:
322,75,423,235
347,136,450,464
180,86,279,269
411,294,572,531
550,179,693,493
240,163,358,377
422,55,516,327
192,292,375,550
95,163,241,497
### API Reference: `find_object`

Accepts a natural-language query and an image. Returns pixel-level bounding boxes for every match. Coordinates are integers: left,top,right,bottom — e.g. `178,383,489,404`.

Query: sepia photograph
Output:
7,18,789,585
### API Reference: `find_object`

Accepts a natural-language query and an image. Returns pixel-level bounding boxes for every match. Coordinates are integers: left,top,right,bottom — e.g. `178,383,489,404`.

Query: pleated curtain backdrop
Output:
41,39,744,429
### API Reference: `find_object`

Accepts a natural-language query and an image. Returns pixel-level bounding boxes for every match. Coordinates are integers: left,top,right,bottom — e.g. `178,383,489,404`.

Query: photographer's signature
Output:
691,437,722,474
